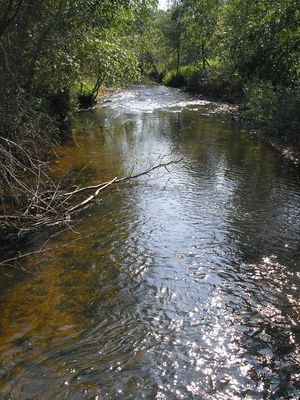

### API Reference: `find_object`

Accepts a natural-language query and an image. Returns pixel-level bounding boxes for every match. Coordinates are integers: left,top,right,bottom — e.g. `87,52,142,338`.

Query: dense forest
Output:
0,0,299,233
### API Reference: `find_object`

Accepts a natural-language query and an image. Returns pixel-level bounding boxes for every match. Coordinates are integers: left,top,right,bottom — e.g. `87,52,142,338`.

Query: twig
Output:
116,157,183,183
67,176,117,213
0,230,95,268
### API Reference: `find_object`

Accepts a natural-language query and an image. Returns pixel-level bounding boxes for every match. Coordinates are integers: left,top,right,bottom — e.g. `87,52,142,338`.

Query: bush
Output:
243,81,277,127
72,79,98,109
163,69,186,88
244,81,300,144
185,66,244,102
163,64,243,102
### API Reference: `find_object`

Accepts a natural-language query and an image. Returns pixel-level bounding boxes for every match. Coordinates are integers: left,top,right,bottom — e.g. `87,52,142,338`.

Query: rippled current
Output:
0,85,300,399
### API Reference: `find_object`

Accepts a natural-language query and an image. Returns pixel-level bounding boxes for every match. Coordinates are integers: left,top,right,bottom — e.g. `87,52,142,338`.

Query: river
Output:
0,85,299,399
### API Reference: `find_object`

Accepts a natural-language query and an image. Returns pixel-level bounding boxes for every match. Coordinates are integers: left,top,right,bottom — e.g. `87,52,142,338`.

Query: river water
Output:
0,85,300,399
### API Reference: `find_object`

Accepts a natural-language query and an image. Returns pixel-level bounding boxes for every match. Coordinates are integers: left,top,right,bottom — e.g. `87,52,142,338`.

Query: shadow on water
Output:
0,85,300,399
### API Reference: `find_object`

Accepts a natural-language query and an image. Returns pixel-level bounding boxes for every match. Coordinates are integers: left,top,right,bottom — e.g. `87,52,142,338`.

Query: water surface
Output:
0,85,300,399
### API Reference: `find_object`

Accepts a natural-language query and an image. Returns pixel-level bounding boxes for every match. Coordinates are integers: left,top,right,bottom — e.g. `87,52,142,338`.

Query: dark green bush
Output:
185,67,243,102
244,81,300,144
77,93,95,109
163,69,186,88
163,65,243,102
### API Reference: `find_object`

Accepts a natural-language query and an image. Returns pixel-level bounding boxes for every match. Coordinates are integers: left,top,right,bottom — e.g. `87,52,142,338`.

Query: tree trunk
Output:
176,43,180,75
201,42,206,69
91,78,103,103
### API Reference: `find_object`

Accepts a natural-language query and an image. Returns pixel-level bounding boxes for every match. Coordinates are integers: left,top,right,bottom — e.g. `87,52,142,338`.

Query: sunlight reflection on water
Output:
0,85,299,399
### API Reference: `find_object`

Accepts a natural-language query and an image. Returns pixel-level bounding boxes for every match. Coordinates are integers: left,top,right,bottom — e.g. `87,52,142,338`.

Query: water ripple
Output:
0,85,300,399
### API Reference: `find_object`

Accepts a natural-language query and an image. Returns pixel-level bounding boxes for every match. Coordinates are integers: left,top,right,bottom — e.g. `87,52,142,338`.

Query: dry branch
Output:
0,154,183,234
0,155,184,270
65,157,183,214
67,176,118,213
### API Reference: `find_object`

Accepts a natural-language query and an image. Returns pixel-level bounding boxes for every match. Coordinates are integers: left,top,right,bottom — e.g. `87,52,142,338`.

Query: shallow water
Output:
0,85,300,399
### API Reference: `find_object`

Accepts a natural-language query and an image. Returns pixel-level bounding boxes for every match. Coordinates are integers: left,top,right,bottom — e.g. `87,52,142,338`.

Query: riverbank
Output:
163,68,300,167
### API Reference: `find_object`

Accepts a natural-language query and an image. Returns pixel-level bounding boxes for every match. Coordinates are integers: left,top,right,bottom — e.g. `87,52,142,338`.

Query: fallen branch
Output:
0,156,184,234
64,157,183,197
64,157,183,215
67,176,118,213
0,156,184,271
116,157,183,183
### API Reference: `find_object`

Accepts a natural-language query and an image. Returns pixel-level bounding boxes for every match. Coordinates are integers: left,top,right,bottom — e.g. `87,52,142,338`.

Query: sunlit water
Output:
0,85,300,399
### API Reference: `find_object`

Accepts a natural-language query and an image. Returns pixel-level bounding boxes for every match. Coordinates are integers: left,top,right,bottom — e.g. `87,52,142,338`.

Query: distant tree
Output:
134,9,167,80
162,3,186,74
179,0,224,68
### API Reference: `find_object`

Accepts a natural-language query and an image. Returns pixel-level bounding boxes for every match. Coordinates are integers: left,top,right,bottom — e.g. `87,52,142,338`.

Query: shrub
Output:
73,79,99,109
185,66,244,102
163,69,186,88
244,81,300,144
243,81,277,127
163,64,243,102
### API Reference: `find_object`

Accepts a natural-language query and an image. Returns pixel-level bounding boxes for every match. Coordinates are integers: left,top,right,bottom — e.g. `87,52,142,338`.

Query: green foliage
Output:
77,30,140,106
179,0,224,67
134,9,168,80
243,81,277,127
163,63,243,101
161,5,185,74
162,66,186,87
221,0,300,85
0,0,156,137
244,82,300,142
154,0,224,73
146,0,300,142
163,69,186,87
186,66,244,102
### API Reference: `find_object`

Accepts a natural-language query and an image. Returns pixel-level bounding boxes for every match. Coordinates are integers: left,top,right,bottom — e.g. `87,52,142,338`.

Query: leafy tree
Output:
77,30,140,105
134,9,167,80
221,0,300,85
0,0,158,221
161,3,186,74
0,0,157,134
179,0,224,68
